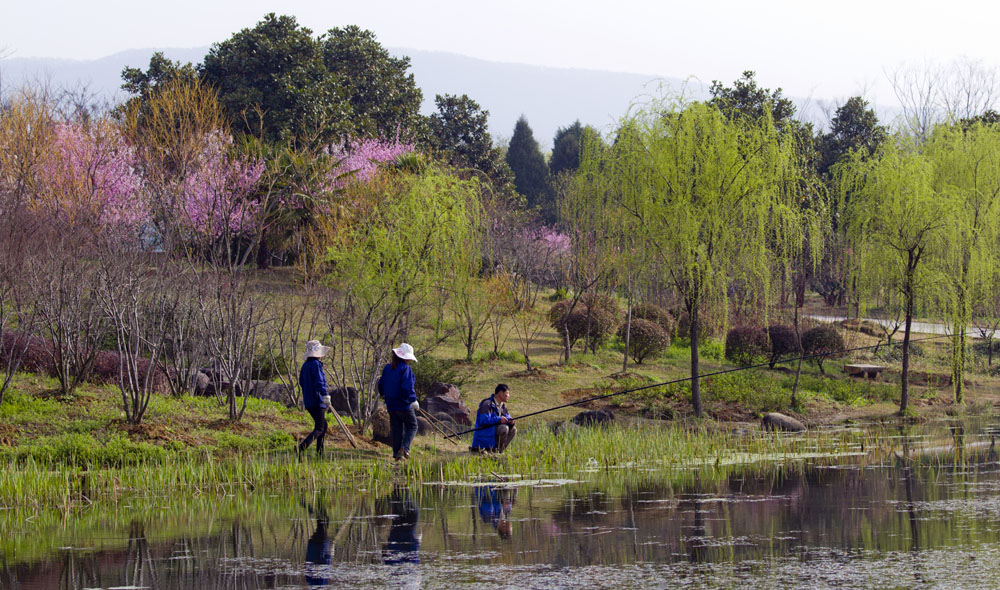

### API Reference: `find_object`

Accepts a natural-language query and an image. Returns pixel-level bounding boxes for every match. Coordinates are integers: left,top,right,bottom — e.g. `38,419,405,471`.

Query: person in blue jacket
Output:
378,343,419,460
470,384,516,453
298,340,332,456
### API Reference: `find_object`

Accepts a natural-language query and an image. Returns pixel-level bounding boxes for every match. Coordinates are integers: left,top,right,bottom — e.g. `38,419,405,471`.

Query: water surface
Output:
5,421,1000,589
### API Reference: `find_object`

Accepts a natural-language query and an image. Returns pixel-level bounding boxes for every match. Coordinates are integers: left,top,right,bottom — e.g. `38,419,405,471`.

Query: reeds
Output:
0,421,941,512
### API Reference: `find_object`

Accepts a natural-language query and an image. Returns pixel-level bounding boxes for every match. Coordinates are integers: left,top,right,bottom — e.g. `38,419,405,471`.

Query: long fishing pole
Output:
446,330,956,439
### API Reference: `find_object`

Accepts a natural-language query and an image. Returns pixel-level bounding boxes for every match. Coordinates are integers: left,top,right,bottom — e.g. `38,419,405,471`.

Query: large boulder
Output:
329,387,359,417
761,412,806,432
424,382,472,425
572,409,615,427
248,381,294,405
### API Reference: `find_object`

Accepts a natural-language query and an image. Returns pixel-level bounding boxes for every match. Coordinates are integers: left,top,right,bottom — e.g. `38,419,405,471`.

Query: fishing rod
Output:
446,331,957,439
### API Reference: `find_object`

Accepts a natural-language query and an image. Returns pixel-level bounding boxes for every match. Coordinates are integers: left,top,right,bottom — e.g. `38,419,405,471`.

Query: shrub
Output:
674,307,721,342
251,349,288,381
725,326,769,367
548,287,568,301
91,350,169,392
549,294,620,352
0,332,54,375
766,325,800,368
801,325,846,374
412,356,466,399
618,319,670,364
631,303,675,334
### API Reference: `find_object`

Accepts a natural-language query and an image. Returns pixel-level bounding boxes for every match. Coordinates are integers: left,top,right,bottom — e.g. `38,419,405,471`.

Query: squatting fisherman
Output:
470,384,516,454
298,340,332,457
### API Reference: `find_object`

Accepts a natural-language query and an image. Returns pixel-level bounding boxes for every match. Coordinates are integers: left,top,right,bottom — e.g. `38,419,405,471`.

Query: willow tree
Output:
925,122,1000,404
322,166,482,429
837,140,946,414
582,100,801,416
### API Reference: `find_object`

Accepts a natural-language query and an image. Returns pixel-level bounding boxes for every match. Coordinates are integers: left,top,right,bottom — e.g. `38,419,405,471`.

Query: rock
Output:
192,371,212,396
761,412,806,432
371,407,392,445
424,382,472,425
329,387,359,417
248,381,294,405
416,416,432,436
572,409,615,427
549,420,580,436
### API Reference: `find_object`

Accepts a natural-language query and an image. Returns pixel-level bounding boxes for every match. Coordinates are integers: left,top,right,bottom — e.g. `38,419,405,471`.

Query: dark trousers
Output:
299,406,327,454
389,408,418,458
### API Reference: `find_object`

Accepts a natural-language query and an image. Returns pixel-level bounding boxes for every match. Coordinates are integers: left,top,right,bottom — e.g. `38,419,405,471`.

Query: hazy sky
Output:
4,0,998,109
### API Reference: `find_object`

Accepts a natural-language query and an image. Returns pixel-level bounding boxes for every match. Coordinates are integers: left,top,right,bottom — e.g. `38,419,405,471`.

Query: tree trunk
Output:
900,274,915,415
622,303,632,374
791,303,803,408
689,303,702,417
622,274,633,374
953,259,969,405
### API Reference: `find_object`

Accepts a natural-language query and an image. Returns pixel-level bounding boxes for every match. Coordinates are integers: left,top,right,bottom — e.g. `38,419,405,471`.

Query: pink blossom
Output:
531,226,570,255
38,122,146,231
327,135,414,186
174,132,265,241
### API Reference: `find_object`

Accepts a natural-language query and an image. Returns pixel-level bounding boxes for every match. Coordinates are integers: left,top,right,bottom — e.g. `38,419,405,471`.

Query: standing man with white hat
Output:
298,340,332,456
378,343,419,461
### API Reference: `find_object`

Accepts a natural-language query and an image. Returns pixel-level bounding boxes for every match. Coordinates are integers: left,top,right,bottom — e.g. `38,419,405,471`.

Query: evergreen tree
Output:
505,115,549,209
550,120,584,176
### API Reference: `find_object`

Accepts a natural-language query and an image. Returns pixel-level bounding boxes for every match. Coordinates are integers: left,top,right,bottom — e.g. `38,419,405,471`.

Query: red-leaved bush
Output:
725,326,769,367
91,350,169,392
0,332,55,375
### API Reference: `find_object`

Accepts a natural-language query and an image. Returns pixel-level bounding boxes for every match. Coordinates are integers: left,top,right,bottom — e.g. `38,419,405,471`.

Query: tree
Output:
710,71,797,132
506,116,549,209
891,58,1000,142
322,166,482,429
120,52,199,119
582,99,802,416
426,94,514,189
200,13,350,145
550,120,585,176
925,121,1000,404
321,25,423,139
818,97,888,177
837,139,947,413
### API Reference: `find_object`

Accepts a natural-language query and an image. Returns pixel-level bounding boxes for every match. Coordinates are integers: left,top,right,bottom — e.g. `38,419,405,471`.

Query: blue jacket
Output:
299,358,329,409
471,395,511,450
378,362,416,412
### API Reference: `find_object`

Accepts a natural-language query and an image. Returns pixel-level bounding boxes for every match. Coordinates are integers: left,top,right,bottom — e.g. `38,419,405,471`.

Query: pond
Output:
5,420,1000,589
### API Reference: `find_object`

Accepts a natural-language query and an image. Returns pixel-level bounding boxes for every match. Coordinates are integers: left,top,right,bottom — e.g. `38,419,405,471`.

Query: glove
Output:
410,400,420,412
322,395,332,408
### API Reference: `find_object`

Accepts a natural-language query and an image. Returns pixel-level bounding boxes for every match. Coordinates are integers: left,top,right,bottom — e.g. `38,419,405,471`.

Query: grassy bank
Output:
1,408,885,511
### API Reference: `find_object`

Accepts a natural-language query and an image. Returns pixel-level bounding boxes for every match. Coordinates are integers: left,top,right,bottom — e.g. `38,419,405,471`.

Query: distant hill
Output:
1,47,878,150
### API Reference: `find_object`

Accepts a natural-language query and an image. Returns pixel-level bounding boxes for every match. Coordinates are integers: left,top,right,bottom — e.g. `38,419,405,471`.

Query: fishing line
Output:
447,330,958,438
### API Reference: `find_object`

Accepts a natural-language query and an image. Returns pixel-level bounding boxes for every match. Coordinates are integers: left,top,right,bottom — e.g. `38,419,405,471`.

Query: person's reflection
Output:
304,499,332,586
381,486,421,567
475,485,516,539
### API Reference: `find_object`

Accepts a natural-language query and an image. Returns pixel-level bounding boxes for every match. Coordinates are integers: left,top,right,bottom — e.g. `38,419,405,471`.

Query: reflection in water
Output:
475,485,516,540
9,421,1000,588
304,498,332,586
379,486,421,590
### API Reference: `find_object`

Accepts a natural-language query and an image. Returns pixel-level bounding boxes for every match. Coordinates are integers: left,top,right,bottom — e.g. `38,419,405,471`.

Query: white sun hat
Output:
392,342,418,362
304,340,331,359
